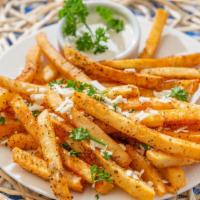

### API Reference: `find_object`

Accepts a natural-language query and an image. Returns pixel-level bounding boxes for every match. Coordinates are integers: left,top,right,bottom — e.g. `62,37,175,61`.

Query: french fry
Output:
71,107,131,168
160,79,199,94
139,88,154,97
104,85,139,98
140,9,168,58
8,133,37,150
63,47,163,89
0,88,13,110
37,110,71,200
159,167,186,190
0,75,48,95
16,45,40,82
10,95,39,141
146,149,198,168
141,67,200,79
40,64,58,83
36,32,91,82
12,147,83,192
101,53,200,70
126,145,166,196
73,92,200,160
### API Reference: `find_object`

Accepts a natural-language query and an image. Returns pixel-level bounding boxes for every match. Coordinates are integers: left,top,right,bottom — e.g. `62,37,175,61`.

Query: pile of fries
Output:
1,9,200,200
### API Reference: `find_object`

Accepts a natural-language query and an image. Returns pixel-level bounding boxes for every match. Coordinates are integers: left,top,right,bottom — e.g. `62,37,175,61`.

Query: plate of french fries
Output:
1,8,200,200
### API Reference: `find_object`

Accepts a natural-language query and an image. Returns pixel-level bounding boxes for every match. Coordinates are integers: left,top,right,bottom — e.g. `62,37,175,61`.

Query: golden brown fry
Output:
41,64,58,82
16,45,40,82
105,85,139,98
36,32,90,82
0,88,13,110
73,92,200,160
146,149,198,168
64,47,163,89
8,133,37,150
12,147,83,192
126,145,166,196
10,95,39,141
0,75,48,95
140,9,168,58
71,107,131,168
101,53,200,70
159,167,186,190
141,67,200,79
38,110,71,199
139,88,154,97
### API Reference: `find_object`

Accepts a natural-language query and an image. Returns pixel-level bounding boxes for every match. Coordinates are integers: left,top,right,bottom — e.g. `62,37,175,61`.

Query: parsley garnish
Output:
113,103,118,111
76,32,94,52
69,127,106,146
95,194,100,200
169,86,189,101
102,150,112,160
32,110,41,117
90,165,112,183
69,149,80,157
49,79,64,87
96,6,124,33
140,144,151,151
0,116,5,125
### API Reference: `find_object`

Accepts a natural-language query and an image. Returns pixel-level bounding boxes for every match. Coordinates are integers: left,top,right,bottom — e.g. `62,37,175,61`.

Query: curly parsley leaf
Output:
169,86,189,101
0,116,5,125
90,165,113,183
96,6,124,33
76,32,94,51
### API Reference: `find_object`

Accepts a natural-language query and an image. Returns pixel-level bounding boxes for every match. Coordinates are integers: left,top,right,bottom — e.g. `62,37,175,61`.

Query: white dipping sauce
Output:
64,8,135,61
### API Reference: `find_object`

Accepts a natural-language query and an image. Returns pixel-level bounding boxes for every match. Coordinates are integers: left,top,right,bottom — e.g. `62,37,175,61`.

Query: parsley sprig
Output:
0,116,5,125
169,86,189,101
96,6,124,33
101,150,112,160
69,127,106,146
90,165,113,183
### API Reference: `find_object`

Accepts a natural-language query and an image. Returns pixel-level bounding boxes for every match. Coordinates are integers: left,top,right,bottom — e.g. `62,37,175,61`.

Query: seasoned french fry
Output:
73,92,200,160
0,88,13,110
36,32,90,82
101,53,200,70
64,47,163,89
10,95,39,141
12,147,83,192
40,64,58,83
140,9,168,58
8,133,37,150
139,88,154,97
0,75,48,95
146,149,198,168
159,167,186,190
126,145,166,196
71,107,131,168
104,85,139,98
16,45,40,82
38,110,71,199
141,67,200,79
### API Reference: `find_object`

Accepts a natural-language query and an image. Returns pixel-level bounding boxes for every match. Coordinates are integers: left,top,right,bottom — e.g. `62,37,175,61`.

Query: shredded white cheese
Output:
26,88,35,92
28,103,44,111
56,98,74,114
30,94,45,105
162,179,169,184
124,68,136,73
121,111,131,118
138,96,151,103
52,85,74,98
90,80,106,91
125,169,143,180
134,111,150,122
148,109,159,115
49,113,64,122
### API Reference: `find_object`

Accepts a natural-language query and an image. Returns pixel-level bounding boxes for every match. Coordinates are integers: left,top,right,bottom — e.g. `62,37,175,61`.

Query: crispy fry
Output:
101,53,200,70
141,67,200,79
16,45,40,82
159,167,186,190
71,107,131,168
38,110,71,199
126,145,166,196
139,88,154,97
0,88,13,110
10,95,39,141
140,9,168,58
8,133,37,150
0,75,48,95
41,64,58,83
146,149,198,168
64,47,163,89
36,32,90,82
73,92,200,160
12,147,83,192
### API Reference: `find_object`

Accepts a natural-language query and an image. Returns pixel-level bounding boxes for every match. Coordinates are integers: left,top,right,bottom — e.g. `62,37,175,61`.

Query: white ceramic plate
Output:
0,17,200,200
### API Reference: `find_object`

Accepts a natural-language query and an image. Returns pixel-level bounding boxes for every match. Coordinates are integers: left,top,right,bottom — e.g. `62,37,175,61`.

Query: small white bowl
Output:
57,0,140,60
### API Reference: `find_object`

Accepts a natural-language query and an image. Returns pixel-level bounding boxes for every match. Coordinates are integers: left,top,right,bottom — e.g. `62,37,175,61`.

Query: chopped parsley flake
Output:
69,149,80,157
32,110,41,117
140,144,151,151
0,116,5,125
49,79,64,87
169,86,189,101
102,150,112,160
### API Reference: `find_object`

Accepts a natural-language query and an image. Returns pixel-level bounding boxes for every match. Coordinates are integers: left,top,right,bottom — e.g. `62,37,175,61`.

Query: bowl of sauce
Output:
58,0,140,60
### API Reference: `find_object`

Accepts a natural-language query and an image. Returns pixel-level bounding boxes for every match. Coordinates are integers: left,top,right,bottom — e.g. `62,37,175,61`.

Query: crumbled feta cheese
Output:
56,98,73,114
30,94,45,105
90,80,106,91
28,103,44,111
49,113,64,122
124,68,136,73
90,140,107,151
125,169,134,177
148,109,159,115
52,85,74,98
153,90,171,98
157,96,172,103
121,111,131,118
138,96,150,103
112,95,128,104
26,88,35,92
119,143,126,150
125,169,140,180
134,111,150,122
174,126,188,133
